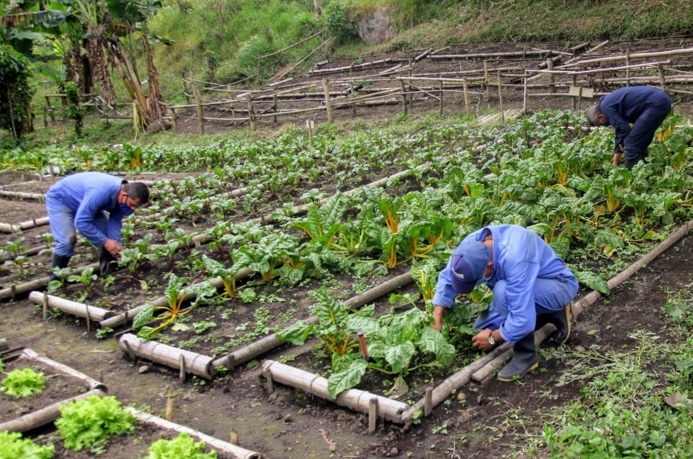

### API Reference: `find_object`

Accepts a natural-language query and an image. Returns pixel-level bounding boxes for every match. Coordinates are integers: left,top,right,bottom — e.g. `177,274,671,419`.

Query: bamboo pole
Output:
118,334,215,379
431,49,553,59
439,81,444,115
212,272,413,370
247,95,256,131
523,76,528,114
0,388,107,432
0,222,21,233
399,80,408,115
21,348,105,389
0,262,99,301
191,80,205,135
19,217,50,231
262,360,408,423
126,408,262,459
28,292,114,322
561,46,693,68
658,64,667,91
546,58,555,93
497,71,504,123
463,78,470,116
322,78,333,123
483,61,490,99
0,190,45,201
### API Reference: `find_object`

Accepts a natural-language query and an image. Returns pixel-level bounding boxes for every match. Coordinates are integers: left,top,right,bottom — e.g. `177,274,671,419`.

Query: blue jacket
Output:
433,225,575,342
46,172,133,247
598,86,670,154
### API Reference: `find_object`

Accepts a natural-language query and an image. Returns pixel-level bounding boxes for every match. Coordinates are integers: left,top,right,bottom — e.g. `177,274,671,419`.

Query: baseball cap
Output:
449,236,491,294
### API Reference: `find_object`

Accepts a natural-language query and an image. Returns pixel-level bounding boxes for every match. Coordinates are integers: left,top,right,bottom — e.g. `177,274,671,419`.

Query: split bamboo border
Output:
0,348,107,432
125,407,262,459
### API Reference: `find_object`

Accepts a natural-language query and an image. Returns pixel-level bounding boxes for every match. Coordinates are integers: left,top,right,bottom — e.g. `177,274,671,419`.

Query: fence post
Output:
191,79,205,135
463,78,470,117
497,71,504,123
523,76,528,115
658,64,667,91
547,58,555,94
171,107,178,133
247,94,257,131
399,80,408,115
484,61,490,100
572,75,578,111
439,81,444,115
322,78,333,123
626,48,631,87
273,91,278,123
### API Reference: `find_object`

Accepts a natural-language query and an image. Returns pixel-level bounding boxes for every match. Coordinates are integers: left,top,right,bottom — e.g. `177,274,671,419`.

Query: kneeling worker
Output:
45,172,149,278
430,224,578,381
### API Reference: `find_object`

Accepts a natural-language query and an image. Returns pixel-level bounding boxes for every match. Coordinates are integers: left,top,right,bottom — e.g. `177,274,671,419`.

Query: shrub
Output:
0,45,34,138
323,3,358,44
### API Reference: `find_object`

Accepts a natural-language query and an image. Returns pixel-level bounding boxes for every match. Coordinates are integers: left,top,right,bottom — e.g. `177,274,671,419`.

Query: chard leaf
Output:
327,359,368,399
418,328,456,366
346,316,380,337
133,304,155,330
276,321,313,345
385,341,416,373
573,270,610,295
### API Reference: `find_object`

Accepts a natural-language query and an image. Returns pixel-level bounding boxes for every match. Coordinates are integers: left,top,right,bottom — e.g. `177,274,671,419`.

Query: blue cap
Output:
449,237,491,294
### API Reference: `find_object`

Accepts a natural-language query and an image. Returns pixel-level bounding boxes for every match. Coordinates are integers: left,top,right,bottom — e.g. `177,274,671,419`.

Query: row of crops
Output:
2,110,693,404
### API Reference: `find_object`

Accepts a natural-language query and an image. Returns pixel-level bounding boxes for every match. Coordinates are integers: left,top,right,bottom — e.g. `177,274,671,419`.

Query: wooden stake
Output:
322,78,333,123
658,64,667,91
399,80,408,115
424,387,433,416
263,368,274,393
572,75,577,111
273,91,278,123
166,397,174,421
546,58,555,94
463,78,470,116
171,107,178,133
247,95,256,131
230,430,239,445
182,73,191,104
484,61,490,99
439,81,444,115
179,354,186,383
85,303,91,332
626,48,631,86
368,397,378,433
497,71,504,123
42,292,48,321
191,80,205,135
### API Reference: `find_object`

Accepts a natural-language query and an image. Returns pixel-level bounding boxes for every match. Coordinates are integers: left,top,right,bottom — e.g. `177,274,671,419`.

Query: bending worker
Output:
586,86,671,169
46,172,149,278
431,224,578,381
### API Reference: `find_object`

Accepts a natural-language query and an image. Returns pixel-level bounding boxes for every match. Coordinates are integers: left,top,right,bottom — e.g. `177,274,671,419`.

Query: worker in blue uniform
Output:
45,172,149,279
586,86,671,170
431,225,578,381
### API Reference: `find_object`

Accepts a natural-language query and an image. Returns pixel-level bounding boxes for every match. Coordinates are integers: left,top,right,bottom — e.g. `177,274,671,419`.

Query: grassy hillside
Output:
147,0,693,99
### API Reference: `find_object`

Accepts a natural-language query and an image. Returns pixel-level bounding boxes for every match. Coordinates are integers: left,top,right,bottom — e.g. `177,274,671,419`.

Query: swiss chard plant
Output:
278,287,456,398
133,274,216,339
1,368,45,398
56,395,135,452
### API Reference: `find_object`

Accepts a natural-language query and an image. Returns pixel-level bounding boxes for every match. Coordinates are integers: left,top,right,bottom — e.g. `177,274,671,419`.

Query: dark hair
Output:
123,182,149,204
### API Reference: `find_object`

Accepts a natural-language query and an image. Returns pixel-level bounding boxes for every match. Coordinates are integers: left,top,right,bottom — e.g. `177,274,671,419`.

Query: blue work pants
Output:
46,195,108,257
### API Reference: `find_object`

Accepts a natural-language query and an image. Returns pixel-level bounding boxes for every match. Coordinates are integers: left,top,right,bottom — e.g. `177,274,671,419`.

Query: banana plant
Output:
133,274,216,339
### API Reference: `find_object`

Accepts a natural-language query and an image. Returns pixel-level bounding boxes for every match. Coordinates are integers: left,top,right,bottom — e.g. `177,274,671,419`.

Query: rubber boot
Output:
497,332,539,382
49,253,71,281
99,247,116,276
535,303,572,346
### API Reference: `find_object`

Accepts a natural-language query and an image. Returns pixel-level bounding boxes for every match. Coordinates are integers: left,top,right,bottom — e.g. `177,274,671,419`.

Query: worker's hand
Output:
103,239,122,259
430,306,445,332
472,328,495,352
612,152,622,167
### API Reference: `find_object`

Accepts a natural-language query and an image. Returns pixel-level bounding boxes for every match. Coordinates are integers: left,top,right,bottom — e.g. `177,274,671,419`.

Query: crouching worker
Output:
45,172,149,279
430,224,578,381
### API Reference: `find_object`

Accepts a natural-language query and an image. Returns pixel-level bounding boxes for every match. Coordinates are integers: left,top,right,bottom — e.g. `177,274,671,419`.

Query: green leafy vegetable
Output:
0,431,55,459
146,433,216,459
56,395,135,451
1,368,45,398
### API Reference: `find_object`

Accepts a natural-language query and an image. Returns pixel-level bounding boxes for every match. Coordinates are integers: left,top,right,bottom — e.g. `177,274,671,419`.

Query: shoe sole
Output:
497,361,539,382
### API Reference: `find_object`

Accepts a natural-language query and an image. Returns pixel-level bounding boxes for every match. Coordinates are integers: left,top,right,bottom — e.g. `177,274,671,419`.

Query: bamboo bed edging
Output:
0,387,107,432
212,272,414,370
20,348,106,390
0,190,46,201
261,360,409,424
0,222,21,233
125,407,262,459
0,262,99,301
118,333,215,379
99,267,254,328
17,216,50,231
468,218,693,385
27,291,114,322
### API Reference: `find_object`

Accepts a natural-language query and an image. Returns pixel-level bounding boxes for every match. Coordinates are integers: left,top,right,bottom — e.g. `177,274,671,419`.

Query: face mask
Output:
120,203,134,214
476,274,491,286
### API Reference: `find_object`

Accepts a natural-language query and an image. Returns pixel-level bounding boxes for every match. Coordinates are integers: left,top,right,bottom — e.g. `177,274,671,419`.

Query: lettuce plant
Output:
146,433,216,459
1,368,45,398
0,431,55,459
56,395,135,452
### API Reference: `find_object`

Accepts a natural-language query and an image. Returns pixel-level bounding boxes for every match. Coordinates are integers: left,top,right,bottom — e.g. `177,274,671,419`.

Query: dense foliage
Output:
0,45,33,138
